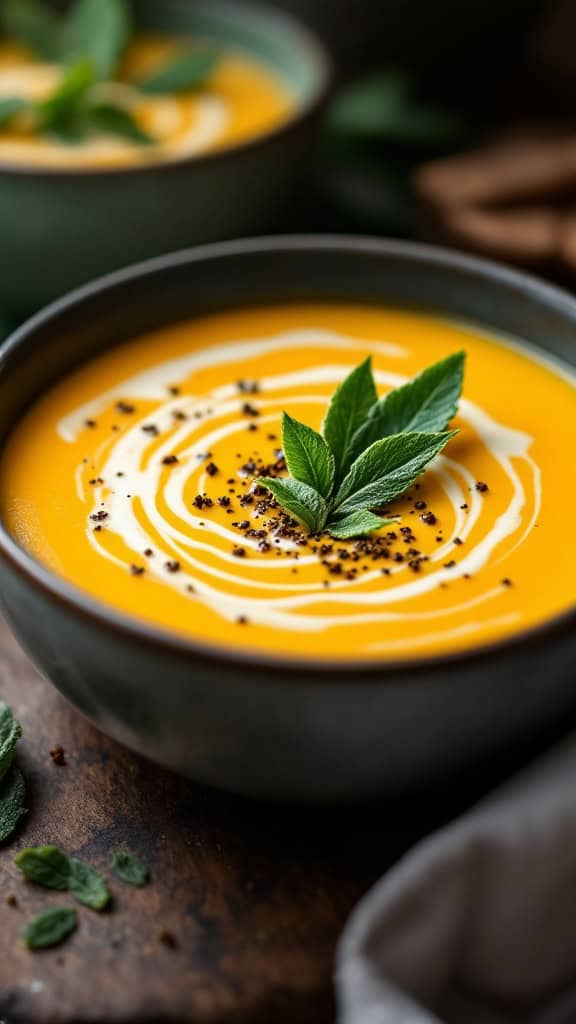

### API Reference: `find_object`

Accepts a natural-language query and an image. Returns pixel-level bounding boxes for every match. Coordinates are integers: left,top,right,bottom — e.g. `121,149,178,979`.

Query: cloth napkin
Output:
337,735,576,1024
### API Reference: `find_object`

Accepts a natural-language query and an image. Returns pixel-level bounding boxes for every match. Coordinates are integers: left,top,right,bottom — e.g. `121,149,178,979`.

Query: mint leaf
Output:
0,768,27,844
38,58,96,140
259,477,328,533
333,430,457,517
111,850,149,887
62,0,131,80
15,845,71,890
86,102,153,144
0,0,62,61
281,412,335,498
0,703,22,782
69,858,110,910
139,47,220,94
24,907,77,950
347,352,465,466
322,357,378,485
326,510,397,540
0,97,30,130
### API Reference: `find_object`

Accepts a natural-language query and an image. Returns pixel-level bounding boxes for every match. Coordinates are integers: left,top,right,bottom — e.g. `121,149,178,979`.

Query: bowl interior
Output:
135,0,328,108
1,236,576,669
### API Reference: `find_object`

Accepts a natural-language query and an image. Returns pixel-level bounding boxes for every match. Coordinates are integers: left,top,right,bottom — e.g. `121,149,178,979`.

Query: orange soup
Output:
0,35,293,168
1,304,575,661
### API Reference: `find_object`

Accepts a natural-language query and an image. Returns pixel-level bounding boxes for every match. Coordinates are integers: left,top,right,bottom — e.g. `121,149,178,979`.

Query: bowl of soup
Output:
1,235,575,801
0,0,330,313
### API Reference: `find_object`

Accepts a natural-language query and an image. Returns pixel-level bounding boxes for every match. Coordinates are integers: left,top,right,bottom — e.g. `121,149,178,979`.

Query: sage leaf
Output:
139,47,220,94
333,430,457,517
69,858,110,910
281,412,335,498
24,906,77,950
111,850,149,887
347,352,465,467
0,0,62,61
86,102,153,144
15,845,71,890
0,768,27,844
0,702,22,782
326,510,396,540
259,477,328,533
322,358,377,485
38,58,96,139
0,97,30,130
62,0,132,80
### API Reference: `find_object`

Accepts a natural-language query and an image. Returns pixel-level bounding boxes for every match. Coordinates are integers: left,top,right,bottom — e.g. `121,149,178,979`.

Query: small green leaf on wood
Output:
69,857,111,911
0,768,27,844
111,850,149,887
0,702,22,782
139,47,220,94
326,510,397,540
15,845,71,890
281,412,335,498
24,906,77,950
259,477,328,534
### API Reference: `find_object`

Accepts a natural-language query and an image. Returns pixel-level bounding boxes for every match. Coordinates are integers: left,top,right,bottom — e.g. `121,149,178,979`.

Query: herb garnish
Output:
111,850,149,887
24,906,78,950
0,702,26,844
0,0,221,146
16,844,111,910
261,353,464,539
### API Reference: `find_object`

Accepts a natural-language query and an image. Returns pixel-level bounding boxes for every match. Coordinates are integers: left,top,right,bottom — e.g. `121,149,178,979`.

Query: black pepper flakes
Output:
232,547,246,558
162,455,179,466
130,565,145,577
49,745,66,766
165,560,181,573
206,462,219,476
116,401,135,415
475,481,489,493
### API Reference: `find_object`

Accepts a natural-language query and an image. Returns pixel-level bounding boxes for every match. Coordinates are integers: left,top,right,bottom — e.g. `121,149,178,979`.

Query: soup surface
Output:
0,35,293,168
1,304,575,661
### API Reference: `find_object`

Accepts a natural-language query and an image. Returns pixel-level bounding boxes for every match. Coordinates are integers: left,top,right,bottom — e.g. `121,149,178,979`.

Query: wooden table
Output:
0,616,566,1024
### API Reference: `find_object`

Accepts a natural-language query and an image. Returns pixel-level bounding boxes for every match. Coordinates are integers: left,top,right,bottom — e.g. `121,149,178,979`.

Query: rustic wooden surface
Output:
0,615,427,1024
0,616,568,1024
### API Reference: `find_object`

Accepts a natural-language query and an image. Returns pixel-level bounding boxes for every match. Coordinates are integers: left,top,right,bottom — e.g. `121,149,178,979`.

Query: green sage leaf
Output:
139,47,220,94
322,358,378,485
111,850,149,887
0,97,30,130
333,430,457,517
69,858,110,910
347,352,465,467
258,477,328,533
281,412,335,498
0,0,62,61
62,0,132,80
38,58,96,139
86,102,153,144
24,906,77,950
0,768,27,844
15,845,71,890
326,510,397,540
0,702,22,782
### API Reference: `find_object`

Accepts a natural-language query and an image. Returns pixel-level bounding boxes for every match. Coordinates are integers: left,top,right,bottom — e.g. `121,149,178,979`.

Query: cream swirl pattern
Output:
59,328,540,652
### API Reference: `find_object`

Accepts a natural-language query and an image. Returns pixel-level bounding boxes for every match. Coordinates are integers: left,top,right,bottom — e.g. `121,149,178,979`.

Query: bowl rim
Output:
0,0,333,180
1,233,576,680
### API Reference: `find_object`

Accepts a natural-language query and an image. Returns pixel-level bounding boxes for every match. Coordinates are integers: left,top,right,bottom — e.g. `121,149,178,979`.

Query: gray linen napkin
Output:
337,736,576,1024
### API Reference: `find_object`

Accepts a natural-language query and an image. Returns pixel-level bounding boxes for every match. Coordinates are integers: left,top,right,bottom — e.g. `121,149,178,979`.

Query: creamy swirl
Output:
58,328,541,652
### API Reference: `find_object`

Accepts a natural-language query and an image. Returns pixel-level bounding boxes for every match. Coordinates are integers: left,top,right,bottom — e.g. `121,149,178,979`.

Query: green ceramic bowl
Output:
1,236,576,802
0,0,331,314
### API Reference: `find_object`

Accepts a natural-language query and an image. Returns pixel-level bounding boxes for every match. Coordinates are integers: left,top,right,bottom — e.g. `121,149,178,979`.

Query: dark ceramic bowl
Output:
1,236,576,802
0,0,330,314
